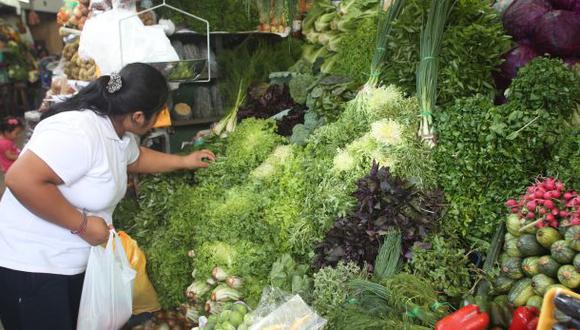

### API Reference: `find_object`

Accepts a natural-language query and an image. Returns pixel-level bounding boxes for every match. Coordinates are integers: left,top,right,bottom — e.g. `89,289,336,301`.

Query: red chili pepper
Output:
509,306,540,330
435,304,490,330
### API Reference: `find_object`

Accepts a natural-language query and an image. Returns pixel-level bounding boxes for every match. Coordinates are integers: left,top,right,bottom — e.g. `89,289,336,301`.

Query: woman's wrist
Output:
71,209,88,235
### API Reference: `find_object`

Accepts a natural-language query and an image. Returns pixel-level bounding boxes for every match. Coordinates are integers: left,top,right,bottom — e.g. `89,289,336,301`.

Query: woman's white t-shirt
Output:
0,110,140,275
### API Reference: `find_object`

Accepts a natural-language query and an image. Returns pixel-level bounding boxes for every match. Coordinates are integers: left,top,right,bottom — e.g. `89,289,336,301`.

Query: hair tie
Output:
7,118,18,125
106,72,122,94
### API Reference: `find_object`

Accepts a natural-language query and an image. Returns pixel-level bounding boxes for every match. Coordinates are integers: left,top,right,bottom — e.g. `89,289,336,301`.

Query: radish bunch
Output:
505,178,580,228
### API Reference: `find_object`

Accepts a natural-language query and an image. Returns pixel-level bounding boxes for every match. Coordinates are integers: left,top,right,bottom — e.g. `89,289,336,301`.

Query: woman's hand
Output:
79,216,110,246
181,149,216,169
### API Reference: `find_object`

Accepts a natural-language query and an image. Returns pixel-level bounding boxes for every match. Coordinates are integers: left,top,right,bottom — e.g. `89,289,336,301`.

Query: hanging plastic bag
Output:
118,231,161,315
77,230,136,330
79,8,178,75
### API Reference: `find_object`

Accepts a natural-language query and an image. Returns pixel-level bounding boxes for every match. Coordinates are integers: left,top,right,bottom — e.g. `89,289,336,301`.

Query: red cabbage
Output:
493,44,540,90
503,0,552,41
549,0,580,11
564,58,580,66
532,10,580,57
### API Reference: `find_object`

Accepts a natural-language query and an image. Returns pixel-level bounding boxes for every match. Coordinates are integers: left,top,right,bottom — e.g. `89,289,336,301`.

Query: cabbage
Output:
549,0,580,11
532,10,580,57
493,44,540,90
565,58,580,66
503,0,551,41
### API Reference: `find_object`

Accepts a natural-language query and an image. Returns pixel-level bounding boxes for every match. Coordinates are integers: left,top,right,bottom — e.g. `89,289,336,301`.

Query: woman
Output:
0,63,215,329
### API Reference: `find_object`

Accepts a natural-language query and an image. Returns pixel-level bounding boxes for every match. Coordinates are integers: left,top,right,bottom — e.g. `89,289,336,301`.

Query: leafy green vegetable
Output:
434,58,580,242
407,235,475,298
269,254,312,301
547,128,580,188
329,17,377,84
382,0,511,105
289,73,316,104
159,0,259,32
312,261,365,318
313,162,444,270
334,273,445,329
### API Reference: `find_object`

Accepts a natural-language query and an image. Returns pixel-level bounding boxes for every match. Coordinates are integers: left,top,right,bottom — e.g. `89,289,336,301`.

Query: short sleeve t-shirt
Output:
0,138,20,172
0,110,140,275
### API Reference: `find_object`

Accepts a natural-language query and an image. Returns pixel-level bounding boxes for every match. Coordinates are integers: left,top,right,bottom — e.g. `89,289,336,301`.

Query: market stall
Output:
17,0,580,329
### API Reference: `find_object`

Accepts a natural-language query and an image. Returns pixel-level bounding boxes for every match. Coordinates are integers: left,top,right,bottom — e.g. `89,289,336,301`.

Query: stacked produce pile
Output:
494,0,580,98
57,0,90,30
435,57,580,243
62,40,97,81
486,178,579,327
112,0,580,328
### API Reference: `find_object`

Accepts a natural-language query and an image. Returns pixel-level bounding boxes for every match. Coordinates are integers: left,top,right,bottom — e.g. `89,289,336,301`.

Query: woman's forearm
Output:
5,152,83,231
127,146,185,174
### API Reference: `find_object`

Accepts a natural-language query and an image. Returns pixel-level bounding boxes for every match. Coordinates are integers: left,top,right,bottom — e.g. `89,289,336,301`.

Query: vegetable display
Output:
491,179,580,311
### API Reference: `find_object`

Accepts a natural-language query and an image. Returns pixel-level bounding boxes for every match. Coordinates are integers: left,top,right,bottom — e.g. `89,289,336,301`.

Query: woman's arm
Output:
5,151,110,245
4,149,19,161
127,146,215,174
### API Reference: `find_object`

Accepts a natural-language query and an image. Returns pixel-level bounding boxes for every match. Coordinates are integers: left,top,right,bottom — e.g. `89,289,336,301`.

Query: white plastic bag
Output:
79,8,178,75
77,230,136,330
248,288,326,330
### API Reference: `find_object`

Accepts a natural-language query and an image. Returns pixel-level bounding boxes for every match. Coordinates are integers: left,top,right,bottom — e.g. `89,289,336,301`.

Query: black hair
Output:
41,63,169,121
0,117,24,134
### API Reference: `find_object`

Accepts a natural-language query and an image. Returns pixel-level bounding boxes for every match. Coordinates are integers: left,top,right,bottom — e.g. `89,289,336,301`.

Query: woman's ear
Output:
131,111,146,126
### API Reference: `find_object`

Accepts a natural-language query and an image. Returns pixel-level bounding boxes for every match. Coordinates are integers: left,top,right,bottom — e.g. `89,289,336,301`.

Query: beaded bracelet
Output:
71,209,88,235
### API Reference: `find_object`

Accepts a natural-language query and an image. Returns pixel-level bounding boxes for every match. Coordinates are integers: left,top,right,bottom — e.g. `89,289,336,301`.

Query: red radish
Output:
552,191,561,199
547,214,556,222
527,201,537,211
512,207,520,214
534,191,544,199
537,221,546,228
544,200,555,209
544,192,553,200
560,210,569,218
539,208,547,215
552,208,560,216
527,212,536,219
506,199,518,207
556,182,564,191
565,192,573,200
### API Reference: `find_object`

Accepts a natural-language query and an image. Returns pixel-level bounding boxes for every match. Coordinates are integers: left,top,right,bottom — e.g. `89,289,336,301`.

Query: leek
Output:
212,266,229,282
327,35,343,52
314,12,336,32
416,0,454,146
211,284,242,302
226,276,244,289
186,280,211,300
367,0,405,86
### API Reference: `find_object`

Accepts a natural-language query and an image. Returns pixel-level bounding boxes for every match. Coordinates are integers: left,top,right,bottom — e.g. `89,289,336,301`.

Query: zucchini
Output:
551,240,576,264
575,254,580,272
547,284,569,292
522,257,541,276
517,234,546,257
526,295,543,309
508,278,535,307
501,256,524,280
559,219,571,236
506,214,522,237
536,227,562,249
504,236,522,257
565,225,580,252
557,265,580,289
493,275,515,294
538,255,561,278
531,274,555,296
